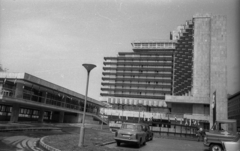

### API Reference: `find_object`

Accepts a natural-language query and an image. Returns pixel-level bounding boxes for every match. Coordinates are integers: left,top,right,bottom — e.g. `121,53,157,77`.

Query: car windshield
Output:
219,123,234,133
121,124,139,130
211,122,235,134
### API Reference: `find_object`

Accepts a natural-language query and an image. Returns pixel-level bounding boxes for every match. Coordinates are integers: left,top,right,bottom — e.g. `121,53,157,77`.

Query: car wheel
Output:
146,136,149,142
150,136,153,141
137,139,142,148
116,141,121,146
143,139,146,146
210,144,222,151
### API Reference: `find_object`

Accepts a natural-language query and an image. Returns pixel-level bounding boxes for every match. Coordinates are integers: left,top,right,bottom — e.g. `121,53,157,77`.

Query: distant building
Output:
100,14,227,129
228,91,240,131
0,72,104,124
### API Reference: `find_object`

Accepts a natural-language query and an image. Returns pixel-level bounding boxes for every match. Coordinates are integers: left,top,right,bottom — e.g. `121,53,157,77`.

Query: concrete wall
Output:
10,104,20,123
192,14,227,127
64,112,81,123
210,15,228,125
15,83,24,98
171,103,192,114
192,14,211,98
192,104,204,114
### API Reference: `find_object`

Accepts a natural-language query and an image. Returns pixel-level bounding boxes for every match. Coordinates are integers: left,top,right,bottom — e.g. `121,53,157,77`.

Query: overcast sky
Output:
0,0,239,100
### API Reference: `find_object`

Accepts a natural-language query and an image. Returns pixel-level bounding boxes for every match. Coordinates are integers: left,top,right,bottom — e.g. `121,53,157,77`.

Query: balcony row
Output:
0,78,102,115
103,67,173,72
103,62,173,66
131,42,175,49
101,88,171,94
104,56,173,61
102,77,172,83
102,72,172,77
103,76,172,81
102,86,171,91
1,87,99,115
118,51,174,56
101,83,172,88
104,60,172,63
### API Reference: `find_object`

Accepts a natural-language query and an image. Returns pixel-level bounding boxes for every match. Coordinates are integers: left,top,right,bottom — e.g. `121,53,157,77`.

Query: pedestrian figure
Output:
196,127,205,142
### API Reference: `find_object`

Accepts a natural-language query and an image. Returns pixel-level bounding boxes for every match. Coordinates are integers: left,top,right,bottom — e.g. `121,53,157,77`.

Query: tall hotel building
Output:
100,14,227,128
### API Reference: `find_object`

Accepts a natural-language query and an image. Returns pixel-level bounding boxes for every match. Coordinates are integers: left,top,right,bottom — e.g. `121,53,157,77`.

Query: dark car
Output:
204,119,239,151
114,122,147,148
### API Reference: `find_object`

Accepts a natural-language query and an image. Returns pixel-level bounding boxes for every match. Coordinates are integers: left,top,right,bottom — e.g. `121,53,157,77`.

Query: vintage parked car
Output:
221,135,240,151
141,123,154,141
114,122,147,148
204,119,239,151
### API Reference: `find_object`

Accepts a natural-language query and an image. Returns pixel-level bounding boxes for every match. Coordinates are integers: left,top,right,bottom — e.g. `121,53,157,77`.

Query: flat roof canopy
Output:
0,72,104,107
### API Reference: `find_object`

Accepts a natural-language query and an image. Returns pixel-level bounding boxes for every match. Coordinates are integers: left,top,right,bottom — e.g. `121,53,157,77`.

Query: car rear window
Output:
122,124,139,130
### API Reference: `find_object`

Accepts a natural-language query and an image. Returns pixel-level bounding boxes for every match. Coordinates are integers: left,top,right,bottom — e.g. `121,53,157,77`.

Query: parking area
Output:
106,137,209,151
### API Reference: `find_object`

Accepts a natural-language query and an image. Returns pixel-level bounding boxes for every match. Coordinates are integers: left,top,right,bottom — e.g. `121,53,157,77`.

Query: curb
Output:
97,141,116,146
39,136,61,151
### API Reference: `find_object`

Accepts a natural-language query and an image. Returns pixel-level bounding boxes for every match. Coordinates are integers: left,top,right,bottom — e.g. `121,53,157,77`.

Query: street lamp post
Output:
138,103,143,123
79,63,96,147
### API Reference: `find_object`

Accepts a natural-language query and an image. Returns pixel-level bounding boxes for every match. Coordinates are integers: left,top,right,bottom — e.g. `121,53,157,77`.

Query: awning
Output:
134,99,138,105
110,98,114,104
129,99,133,105
153,100,158,106
119,98,122,104
148,100,153,106
158,101,163,107
125,99,129,105
143,100,148,106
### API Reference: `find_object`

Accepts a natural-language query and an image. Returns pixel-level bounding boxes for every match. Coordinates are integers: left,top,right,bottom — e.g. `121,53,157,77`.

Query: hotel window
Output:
150,43,156,47
0,105,12,116
157,43,164,47
135,43,141,48
142,43,148,48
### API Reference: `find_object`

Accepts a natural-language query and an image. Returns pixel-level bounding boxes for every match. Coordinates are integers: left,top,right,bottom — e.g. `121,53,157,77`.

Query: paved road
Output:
106,137,210,151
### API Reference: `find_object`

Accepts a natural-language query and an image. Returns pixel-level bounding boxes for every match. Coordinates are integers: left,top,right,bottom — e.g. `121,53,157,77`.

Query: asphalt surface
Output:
0,125,210,151
106,137,210,151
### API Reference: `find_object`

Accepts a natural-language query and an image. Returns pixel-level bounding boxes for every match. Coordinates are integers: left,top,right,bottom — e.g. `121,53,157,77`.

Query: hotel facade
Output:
100,14,227,129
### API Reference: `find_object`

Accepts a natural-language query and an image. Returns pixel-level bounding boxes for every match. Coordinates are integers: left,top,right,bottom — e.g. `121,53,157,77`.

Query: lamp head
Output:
82,64,96,72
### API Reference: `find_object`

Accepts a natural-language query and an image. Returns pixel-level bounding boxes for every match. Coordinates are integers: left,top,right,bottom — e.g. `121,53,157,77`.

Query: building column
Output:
77,113,83,123
10,104,20,123
59,111,64,123
38,108,45,123
41,92,48,104
210,15,227,128
15,83,24,99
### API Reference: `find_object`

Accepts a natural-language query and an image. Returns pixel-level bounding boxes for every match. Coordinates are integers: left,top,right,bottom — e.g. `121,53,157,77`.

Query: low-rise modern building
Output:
100,14,227,129
228,91,240,131
0,72,104,124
